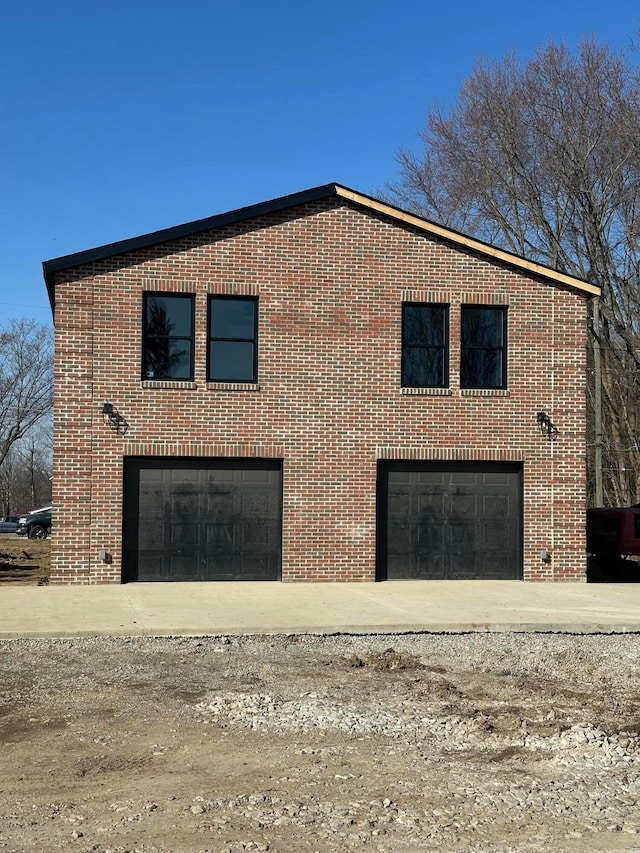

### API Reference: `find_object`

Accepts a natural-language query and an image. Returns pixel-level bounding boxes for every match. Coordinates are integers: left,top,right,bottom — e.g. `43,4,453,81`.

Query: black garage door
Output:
122,458,282,582
378,461,522,580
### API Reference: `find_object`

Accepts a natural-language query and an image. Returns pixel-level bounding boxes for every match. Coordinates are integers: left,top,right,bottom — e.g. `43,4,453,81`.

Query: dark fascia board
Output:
42,183,341,308
42,181,600,313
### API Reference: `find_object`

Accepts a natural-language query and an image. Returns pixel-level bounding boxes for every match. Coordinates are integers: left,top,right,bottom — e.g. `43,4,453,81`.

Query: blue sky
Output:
1,0,638,325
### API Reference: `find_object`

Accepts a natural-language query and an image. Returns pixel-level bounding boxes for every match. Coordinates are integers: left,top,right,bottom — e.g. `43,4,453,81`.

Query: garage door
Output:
377,461,522,580
122,458,282,582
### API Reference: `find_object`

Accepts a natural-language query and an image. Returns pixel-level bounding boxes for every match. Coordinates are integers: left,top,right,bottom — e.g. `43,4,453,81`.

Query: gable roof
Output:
42,183,600,309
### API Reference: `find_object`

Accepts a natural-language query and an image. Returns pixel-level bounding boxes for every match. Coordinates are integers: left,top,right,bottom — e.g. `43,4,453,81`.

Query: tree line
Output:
0,319,53,515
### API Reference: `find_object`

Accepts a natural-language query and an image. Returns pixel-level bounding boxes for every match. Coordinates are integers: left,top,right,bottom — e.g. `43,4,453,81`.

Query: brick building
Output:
43,184,599,584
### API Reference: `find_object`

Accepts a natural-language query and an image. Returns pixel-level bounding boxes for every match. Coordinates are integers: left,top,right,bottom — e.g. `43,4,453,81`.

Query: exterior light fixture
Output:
536,411,558,440
101,402,129,435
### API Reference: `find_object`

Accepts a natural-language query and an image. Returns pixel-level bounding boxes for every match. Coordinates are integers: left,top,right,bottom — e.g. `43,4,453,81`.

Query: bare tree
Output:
19,437,52,507
0,319,53,471
0,446,17,517
387,38,640,506
0,436,52,515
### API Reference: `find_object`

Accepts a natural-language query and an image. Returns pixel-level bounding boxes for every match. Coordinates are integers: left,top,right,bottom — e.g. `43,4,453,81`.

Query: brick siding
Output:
50,198,589,583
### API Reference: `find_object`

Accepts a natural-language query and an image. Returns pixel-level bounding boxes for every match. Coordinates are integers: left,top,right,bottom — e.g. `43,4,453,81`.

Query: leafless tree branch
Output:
387,37,640,505
0,319,53,471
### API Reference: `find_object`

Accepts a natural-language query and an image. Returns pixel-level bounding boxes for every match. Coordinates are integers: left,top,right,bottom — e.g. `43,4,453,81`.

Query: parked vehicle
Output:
16,507,52,539
586,504,640,582
586,505,640,558
0,516,19,534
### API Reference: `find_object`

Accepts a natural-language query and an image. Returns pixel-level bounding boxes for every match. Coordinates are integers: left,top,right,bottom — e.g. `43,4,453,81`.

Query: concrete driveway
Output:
0,580,639,638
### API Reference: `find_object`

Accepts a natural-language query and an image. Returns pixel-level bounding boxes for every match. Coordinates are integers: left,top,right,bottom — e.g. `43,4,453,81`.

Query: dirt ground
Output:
0,631,639,853
0,537,50,584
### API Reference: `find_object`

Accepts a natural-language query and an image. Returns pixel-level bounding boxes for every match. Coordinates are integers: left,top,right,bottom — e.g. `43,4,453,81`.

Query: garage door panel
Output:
387,551,411,577
138,518,163,541
170,553,201,579
450,471,476,485
137,553,166,581
170,522,199,546
242,521,271,546
171,491,199,514
483,494,509,516
416,554,445,579
416,471,445,485
242,469,272,484
242,553,271,577
483,471,510,485
449,522,475,546
379,462,522,580
123,459,282,582
207,469,234,483
171,469,199,484
417,494,445,514
388,520,409,552
450,494,477,518
207,491,233,511
481,520,510,547
388,491,411,515
448,524,476,580
242,492,270,514
448,552,477,579
140,487,162,508
416,520,444,549
206,522,234,544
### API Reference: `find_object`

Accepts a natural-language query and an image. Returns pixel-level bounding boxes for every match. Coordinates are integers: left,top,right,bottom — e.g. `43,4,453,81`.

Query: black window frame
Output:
401,302,449,388
142,292,195,381
207,295,259,383
460,305,507,390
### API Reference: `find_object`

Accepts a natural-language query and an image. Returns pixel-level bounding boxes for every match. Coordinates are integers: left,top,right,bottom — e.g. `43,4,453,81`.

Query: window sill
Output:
401,387,452,396
206,382,261,392
141,380,197,390
460,388,510,396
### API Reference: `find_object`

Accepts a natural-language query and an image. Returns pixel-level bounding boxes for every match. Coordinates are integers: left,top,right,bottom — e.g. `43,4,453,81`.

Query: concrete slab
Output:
0,581,639,638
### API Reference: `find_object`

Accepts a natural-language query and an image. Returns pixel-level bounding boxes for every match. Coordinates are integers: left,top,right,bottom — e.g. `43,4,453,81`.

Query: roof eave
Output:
334,186,601,298
42,182,600,308
42,182,342,302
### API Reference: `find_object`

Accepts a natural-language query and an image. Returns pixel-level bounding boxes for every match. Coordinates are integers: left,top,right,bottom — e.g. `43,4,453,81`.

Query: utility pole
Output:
592,298,603,506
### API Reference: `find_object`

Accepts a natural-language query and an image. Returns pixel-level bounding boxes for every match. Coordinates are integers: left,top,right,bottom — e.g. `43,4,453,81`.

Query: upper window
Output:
402,303,449,388
208,296,258,383
460,306,507,389
142,293,194,381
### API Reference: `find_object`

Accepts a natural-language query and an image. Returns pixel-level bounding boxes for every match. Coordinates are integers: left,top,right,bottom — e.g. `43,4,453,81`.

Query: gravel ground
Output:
0,632,639,852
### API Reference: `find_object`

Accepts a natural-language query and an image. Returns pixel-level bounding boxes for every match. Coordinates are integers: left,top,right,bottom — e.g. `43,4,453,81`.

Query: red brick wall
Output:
51,198,589,583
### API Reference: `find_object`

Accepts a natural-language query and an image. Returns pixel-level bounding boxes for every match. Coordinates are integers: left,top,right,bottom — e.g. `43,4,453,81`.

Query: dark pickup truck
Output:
586,505,640,581
587,505,640,558
16,507,52,539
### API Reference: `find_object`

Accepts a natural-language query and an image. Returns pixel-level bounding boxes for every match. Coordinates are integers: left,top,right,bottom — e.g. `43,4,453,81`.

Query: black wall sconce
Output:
102,402,129,435
536,411,558,440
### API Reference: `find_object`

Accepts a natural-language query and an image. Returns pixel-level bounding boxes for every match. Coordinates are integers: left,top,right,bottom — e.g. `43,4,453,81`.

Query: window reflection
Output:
460,307,506,389
208,297,258,382
143,294,194,380
402,304,448,387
